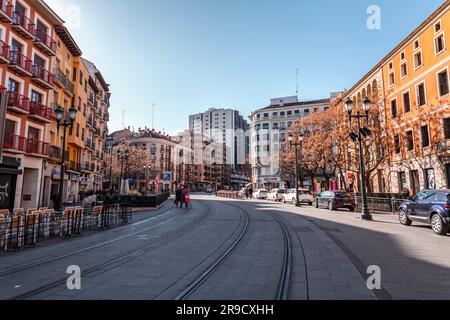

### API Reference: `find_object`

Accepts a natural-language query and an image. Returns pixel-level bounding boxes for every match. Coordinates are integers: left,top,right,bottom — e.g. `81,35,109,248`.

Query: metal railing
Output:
0,205,133,252
34,29,57,53
12,10,34,35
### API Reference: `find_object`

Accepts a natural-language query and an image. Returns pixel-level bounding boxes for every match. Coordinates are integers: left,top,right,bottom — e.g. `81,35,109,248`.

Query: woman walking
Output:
175,185,183,208
182,186,190,208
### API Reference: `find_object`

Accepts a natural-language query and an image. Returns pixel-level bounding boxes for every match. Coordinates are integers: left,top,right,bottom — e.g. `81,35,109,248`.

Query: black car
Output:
398,189,450,235
314,191,355,211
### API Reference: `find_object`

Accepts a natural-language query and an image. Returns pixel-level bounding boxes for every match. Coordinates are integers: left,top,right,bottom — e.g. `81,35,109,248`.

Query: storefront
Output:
0,156,21,210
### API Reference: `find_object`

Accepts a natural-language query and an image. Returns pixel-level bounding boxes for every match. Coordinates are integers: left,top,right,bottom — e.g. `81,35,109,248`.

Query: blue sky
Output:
46,0,445,135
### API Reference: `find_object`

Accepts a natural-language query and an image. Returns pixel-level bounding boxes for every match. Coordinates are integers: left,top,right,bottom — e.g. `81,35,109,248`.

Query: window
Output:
400,63,408,78
400,52,405,60
435,21,442,33
304,109,310,114
394,135,400,154
425,169,436,189
294,110,300,115
7,79,19,93
81,128,85,141
388,62,393,70
272,123,279,129
78,97,81,111
263,113,269,118
79,71,83,85
403,91,411,113
413,40,420,50
287,110,292,116
435,33,445,54
414,51,423,68
30,90,42,103
398,172,407,192
391,99,398,119
272,112,278,118
5,119,16,135
438,69,449,96
262,123,269,130
280,111,285,117
76,124,80,137
416,82,426,106
72,68,77,81
406,130,414,151
444,118,450,139
421,125,429,148
389,72,395,86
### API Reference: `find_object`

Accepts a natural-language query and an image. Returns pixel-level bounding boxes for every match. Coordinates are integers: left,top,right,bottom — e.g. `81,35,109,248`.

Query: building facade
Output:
0,0,110,210
249,95,332,189
341,0,450,194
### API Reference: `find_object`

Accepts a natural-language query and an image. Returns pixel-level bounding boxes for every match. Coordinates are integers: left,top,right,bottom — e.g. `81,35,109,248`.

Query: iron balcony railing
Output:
53,68,74,94
0,0,13,20
49,145,60,159
7,91,30,113
9,50,32,73
0,39,10,61
32,65,54,86
26,139,49,156
12,10,34,35
29,101,52,121
3,134,26,152
34,29,57,54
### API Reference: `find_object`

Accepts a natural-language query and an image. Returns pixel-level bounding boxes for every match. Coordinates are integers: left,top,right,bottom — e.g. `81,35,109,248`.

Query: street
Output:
0,194,449,300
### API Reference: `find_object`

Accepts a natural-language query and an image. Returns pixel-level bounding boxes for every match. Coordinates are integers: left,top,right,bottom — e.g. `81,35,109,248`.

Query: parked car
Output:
253,189,268,199
314,191,355,211
205,185,213,193
283,189,314,205
267,188,286,201
398,189,450,235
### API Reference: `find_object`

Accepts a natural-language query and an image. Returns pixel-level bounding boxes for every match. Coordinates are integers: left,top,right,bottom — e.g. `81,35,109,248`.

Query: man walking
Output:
175,185,182,208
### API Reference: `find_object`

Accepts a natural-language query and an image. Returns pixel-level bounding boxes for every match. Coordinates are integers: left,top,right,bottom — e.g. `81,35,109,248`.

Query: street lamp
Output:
344,97,372,221
117,149,130,192
55,105,77,211
288,131,304,207
144,164,151,195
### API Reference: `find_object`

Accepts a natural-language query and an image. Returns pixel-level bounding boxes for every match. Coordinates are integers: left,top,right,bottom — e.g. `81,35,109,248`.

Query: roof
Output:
55,26,82,56
255,98,330,113
33,0,64,25
345,0,450,97
82,58,110,92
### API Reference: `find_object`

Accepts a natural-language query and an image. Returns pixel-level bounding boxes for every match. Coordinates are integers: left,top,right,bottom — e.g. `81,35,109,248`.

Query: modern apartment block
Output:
249,95,332,189
340,0,450,194
0,0,110,210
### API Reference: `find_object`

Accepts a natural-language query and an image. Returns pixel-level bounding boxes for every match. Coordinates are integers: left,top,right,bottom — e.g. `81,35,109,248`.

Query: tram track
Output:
6,201,214,300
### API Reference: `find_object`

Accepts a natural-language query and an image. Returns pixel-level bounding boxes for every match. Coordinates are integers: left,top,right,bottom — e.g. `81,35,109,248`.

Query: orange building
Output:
341,0,450,194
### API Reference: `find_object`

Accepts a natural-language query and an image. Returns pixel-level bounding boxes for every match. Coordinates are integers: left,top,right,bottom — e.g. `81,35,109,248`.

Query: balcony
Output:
7,91,29,114
11,11,34,39
0,0,13,22
88,94,94,105
34,29,56,56
31,65,54,89
25,139,49,157
8,50,32,76
49,145,60,160
0,40,10,64
68,160,80,172
87,115,93,127
53,68,74,96
3,134,26,153
29,101,52,123
85,138,92,149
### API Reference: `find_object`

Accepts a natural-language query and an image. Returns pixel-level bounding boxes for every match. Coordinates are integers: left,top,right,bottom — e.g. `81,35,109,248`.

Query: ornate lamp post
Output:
55,105,77,211
344,97,373,221
288,131,305,207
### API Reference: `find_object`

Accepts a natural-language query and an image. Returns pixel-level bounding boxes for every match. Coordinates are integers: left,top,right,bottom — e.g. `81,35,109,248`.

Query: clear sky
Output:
45,0,446,135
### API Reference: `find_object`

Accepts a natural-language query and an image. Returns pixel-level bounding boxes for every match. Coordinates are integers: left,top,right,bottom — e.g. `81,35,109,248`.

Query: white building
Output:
249,95,333,189
189,108,248,170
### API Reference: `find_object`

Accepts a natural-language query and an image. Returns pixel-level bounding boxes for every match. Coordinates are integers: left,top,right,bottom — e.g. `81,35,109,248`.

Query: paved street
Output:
0,194,449,300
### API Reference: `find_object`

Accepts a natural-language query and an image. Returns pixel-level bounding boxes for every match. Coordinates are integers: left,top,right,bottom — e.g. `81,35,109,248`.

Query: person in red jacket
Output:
182,186,190,208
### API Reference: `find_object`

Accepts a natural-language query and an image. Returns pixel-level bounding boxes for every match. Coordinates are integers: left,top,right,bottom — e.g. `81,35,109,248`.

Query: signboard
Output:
163,172,171,181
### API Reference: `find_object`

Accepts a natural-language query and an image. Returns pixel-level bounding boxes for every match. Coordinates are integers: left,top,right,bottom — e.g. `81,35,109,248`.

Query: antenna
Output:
296,68,299,98
152,103,156,129
122,110,125,129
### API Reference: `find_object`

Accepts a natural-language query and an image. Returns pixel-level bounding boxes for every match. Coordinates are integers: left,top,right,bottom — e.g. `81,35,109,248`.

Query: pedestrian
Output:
175,185,182,208
182,186,190,208
248,187,253,199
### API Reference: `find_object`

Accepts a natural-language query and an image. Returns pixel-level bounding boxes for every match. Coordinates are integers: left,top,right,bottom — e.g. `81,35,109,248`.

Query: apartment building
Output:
0,0,62,210
0,0,111,210
341,0,450,194
249,95,331,189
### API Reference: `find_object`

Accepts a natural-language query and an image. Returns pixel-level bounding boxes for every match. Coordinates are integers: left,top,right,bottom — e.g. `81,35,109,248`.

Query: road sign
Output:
163,172,171,181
